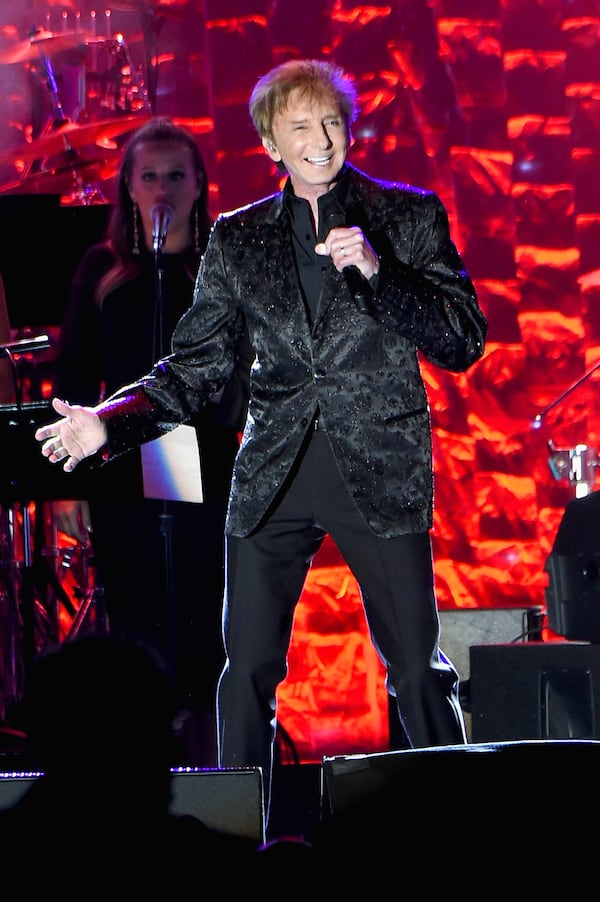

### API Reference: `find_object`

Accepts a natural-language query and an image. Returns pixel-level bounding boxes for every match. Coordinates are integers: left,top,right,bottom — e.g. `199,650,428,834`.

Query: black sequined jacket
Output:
100,164,487,538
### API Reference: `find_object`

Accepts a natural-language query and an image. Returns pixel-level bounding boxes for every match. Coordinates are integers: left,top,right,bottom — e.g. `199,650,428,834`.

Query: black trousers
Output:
216,429,466,817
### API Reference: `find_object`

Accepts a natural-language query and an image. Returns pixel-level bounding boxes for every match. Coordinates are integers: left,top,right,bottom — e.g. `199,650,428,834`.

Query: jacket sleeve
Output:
371,189,487,373
98,237,246,459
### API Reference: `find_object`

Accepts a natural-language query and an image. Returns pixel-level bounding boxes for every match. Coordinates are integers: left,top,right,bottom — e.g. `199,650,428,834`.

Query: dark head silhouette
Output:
2,635,270,893
22,634,177,814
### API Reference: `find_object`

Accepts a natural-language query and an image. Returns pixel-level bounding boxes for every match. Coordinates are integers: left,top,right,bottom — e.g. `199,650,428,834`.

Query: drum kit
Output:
0,393,105,725
0,114,151,204
0,3,179,205
0,7,185,722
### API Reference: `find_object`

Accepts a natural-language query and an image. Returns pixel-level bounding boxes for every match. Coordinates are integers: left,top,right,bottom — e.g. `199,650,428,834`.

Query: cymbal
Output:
0,160,103,196
0,31,94,65
108,0,183,17
172,117,214,135
0,116,151,164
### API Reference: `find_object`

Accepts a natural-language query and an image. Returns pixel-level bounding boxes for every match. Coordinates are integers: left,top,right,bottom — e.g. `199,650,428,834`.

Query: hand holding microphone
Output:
315,210,380,314
151,203,174,254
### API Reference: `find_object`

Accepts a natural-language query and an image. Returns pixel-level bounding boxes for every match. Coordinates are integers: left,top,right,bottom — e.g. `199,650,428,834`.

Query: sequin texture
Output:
101,164,487,538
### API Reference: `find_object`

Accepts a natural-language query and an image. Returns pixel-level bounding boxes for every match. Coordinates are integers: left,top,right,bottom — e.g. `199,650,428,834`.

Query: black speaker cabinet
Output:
170,767,264,842
317,742,600,888
545,552,600,641
323,740,600,814
470,642,600,742
0,766,265,843
320,739,600,849
438,606,542,680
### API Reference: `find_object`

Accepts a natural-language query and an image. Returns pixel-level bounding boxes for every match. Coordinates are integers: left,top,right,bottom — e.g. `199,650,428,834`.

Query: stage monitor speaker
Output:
469,642,600,742
171,767,264,842
438,606,542,680
0,772,37,809
545,552,600,641
322,740,600,822
318,742,600,887
0,766,265,843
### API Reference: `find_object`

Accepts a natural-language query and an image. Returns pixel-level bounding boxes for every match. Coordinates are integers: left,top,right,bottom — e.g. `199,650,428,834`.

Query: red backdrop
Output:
1,0,598,760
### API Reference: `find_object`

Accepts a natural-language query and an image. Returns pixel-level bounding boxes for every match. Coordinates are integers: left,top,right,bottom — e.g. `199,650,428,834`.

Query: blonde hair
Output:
249,59,358,142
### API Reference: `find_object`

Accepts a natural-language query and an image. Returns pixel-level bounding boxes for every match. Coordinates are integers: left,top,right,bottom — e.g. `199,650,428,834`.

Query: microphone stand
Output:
0,334,51,407
153,246,177,684
532,357,600,496
532,357,600,427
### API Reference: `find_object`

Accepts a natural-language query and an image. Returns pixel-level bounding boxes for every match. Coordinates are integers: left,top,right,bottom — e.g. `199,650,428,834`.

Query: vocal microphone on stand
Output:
152,203,174,254
323,209,373,315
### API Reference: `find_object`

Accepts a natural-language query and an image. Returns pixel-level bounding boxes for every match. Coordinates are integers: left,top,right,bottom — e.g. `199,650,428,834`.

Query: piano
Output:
0,194,111,328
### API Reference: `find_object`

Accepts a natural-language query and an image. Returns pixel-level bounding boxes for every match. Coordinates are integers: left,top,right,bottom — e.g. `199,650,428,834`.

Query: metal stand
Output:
547,441,600,498
0,497,76,712
532,357,600,497
0,400,105,719
20,27,107,204
153,245,176,681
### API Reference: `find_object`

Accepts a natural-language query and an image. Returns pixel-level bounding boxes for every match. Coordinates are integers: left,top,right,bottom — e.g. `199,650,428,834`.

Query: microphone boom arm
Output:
533,357,600,426
532,357,600,496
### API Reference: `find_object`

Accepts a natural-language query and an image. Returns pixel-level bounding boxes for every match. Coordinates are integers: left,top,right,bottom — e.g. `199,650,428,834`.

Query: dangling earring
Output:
132,201,140,255
193,202,200,253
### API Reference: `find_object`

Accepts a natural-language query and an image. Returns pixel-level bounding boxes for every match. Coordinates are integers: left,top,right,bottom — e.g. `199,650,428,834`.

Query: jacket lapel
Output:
260,194,313,334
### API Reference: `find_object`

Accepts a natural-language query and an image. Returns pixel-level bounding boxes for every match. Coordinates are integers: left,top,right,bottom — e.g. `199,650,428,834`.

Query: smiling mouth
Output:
306,155,333,165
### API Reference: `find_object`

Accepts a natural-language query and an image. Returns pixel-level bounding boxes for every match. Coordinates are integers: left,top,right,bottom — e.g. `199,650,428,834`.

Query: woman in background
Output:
53,117,251,764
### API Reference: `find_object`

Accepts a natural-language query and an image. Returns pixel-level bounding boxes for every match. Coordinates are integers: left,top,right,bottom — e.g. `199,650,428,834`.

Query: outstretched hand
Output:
35,397,108,472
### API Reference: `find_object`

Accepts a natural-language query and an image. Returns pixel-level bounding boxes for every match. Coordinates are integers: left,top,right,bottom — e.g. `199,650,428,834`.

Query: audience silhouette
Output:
0,635,265,892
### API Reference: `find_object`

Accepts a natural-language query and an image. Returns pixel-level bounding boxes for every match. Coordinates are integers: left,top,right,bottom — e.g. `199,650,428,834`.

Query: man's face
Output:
265,88,350,198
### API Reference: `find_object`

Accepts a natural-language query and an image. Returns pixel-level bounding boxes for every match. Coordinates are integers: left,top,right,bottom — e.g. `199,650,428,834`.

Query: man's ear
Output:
262,136,281,161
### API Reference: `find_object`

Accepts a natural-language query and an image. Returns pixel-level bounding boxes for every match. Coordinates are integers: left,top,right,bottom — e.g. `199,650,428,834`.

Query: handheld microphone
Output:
151,203,174,254
323,209,373,314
